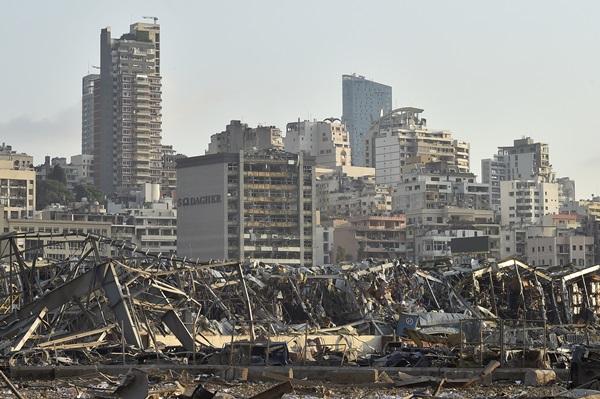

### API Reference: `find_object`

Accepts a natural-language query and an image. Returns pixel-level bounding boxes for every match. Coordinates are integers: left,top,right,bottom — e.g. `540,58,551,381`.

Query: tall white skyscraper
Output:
342,74,392,167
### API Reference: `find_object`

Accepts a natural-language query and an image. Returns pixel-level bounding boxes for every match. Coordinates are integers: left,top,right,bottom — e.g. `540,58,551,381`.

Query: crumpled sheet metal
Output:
0,231,599,367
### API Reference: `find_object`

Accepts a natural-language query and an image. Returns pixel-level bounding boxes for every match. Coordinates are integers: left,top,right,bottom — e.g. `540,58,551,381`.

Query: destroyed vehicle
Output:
204,341,289,366
371,346,442,368
396,312,472,337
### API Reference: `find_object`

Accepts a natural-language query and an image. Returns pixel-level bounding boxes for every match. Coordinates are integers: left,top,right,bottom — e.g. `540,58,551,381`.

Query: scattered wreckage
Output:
1,231,600,390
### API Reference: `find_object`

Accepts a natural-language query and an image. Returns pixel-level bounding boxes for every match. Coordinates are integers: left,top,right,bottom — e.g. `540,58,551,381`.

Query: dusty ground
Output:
1,375,569,399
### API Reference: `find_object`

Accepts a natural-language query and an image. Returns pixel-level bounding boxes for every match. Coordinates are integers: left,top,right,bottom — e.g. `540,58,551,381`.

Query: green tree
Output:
47,165,67,184
74,183,107,206
357,241,366,261
336,245,346,264
36,180,74,210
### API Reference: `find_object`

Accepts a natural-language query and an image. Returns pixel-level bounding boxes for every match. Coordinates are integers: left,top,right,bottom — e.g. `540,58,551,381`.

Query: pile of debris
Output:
0,231,600,374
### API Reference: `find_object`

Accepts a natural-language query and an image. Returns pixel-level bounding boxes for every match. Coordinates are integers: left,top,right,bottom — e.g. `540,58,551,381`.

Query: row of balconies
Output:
243,196,297,202
245,221,296,228
139,235,177,241
244,171,291,178
244,184,296,191
245,208,297,215
243,246,301,252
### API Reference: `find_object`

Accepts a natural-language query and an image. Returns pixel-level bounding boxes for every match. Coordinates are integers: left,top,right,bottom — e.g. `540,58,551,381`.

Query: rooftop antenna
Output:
143,16,158,24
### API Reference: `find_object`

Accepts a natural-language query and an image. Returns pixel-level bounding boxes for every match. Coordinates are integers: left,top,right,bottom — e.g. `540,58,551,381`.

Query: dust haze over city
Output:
2,0,599,198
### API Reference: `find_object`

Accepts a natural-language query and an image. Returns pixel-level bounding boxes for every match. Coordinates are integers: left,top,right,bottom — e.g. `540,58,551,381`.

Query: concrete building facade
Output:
82,74,100,156
365,108,470,189
334,214,407,261
284,119,351,167
2,217,112,261
482,137,555,213
0,160,36,222
176,149,316,266
0,144,34,170
397,168,490,212
406,207,500,263
500,180,560,226
342,74,392,167
49,156,95,190
526,235,594,268
315,166,391,219
206,120,283,155
96,22,163,194
315,225,335,265
161,145,183,198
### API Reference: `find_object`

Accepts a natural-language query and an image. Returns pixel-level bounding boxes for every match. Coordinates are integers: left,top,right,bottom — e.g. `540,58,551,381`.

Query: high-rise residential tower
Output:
82,74,99,156
94,22,162,195
342,74,392,167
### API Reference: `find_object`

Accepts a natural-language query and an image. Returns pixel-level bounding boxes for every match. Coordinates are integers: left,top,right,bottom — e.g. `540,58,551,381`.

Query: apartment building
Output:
0,143,34,170
95,22,163,194
397,167,490,212
482,137,555,213
315,225,335,265
0,160,36,221
365,107,470,188
161,145,184,198
284,119,351,167
46,156,94,190
500,180,560,226
334,214,407,261
36,197,176,258
315,166,391,219
526,235,594,268
82,74,99,156
342,74,392,166
206,120,283,155
176,149,316,266
585,216,600,264
406,207,499,263
2,217,112,261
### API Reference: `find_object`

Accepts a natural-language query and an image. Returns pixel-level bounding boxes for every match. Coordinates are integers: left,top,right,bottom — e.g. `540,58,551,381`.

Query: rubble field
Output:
0,374,569,399
2,232,600,397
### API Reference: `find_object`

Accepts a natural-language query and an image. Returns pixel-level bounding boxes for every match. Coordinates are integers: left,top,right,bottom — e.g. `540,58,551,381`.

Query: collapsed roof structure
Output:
0,231,599,368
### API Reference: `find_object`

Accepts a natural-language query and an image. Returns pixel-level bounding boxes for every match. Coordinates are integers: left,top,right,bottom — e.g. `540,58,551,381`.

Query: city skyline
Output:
2,1,599,199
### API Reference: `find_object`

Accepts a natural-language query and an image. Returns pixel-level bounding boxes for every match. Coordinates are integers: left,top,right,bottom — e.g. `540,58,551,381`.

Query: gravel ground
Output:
1,377,569,399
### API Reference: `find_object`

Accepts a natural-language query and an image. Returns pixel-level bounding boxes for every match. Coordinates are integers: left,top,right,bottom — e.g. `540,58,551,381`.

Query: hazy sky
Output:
2,1,599,199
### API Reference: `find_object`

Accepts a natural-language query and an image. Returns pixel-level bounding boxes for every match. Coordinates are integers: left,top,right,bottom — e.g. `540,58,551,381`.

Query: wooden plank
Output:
37,324,115,348
248,381,293,399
